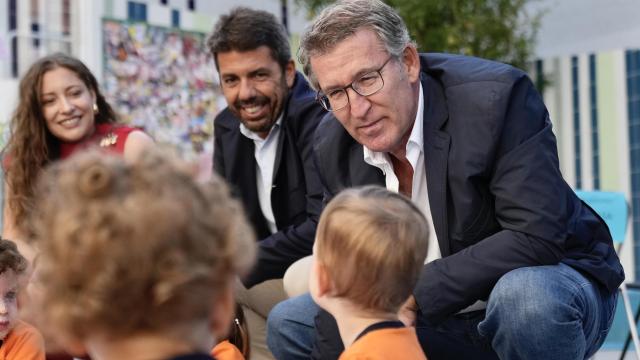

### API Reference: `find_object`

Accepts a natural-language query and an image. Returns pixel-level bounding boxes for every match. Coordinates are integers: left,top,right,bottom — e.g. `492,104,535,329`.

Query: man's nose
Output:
347,87,371,118
238,79,257,100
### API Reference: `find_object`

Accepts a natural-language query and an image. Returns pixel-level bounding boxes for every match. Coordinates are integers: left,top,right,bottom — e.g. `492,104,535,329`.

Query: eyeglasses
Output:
316,56,393,112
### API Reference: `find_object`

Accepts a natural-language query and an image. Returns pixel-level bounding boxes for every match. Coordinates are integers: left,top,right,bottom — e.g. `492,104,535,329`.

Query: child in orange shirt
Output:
310,186,429,360
211,304,247,360
211,340,244,360
26,149,256,360
0,239,44,360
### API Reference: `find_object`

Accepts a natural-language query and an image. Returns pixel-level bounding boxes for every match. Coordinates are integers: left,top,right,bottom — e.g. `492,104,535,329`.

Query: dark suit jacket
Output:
214,73,325,287
313,53,625,323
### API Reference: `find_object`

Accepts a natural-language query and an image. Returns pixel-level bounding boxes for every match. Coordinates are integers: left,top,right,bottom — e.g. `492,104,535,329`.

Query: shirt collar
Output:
408,84,424,151
239,115,283,143
363,83,424,166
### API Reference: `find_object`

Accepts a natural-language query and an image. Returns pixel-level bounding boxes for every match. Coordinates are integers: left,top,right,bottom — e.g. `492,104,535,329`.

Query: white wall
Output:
0,79,18,127
73,0,104,82
0,0,10,78
533,0,640,58
194,0,310,35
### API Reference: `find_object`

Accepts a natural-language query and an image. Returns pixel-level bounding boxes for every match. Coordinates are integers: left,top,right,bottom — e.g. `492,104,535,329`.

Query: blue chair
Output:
575,190,638,360
574,190,628,249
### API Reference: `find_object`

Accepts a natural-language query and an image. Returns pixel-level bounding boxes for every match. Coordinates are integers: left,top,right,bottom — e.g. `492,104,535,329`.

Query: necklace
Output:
99,132,118,147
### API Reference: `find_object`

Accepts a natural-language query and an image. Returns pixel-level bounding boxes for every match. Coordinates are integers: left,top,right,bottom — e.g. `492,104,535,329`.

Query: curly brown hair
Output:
0,239,27,276
4,53,117,233
28,149,256,342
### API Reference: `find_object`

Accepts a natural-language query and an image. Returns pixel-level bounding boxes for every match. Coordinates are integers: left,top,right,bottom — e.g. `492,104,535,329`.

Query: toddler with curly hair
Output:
27,149,255,360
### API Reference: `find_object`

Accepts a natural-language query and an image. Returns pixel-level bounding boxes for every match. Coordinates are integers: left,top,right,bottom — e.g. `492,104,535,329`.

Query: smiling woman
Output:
1,53,154,261
40,67,97,143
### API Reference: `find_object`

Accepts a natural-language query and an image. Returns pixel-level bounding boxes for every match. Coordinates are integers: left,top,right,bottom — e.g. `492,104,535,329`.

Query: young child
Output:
211,304,248,360
0,239,45,360
310,186,429,360
26,149,256,360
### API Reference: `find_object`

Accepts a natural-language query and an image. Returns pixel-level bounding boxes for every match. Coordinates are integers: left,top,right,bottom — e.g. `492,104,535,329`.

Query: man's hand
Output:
398,295,419,327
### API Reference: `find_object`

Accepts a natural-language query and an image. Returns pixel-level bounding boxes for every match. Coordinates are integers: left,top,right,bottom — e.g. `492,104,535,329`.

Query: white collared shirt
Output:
240,117,282,234
364,84,486,314
363,84,441,264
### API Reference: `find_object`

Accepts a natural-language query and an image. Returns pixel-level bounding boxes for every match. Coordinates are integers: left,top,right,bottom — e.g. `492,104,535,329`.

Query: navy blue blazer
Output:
312,53,624,323
214,73,325,287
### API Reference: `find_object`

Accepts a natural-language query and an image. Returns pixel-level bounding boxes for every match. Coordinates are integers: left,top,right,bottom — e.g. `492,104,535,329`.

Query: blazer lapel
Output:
272,93,294,184
422,73,452,257
272,124,286,183
349,144,385,187
222,128,264,226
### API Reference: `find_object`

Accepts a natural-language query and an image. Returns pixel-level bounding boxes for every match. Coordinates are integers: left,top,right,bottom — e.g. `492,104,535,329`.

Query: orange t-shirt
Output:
210,340,244,360
339,327,427,360
0,320,45,360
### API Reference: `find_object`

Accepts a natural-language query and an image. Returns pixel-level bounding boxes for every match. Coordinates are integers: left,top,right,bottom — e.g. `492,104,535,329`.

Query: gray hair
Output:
298,0,415,89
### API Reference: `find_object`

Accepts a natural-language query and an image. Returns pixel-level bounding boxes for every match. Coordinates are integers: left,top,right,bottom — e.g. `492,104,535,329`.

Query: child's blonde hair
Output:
316,186,428,313
28,149,255,342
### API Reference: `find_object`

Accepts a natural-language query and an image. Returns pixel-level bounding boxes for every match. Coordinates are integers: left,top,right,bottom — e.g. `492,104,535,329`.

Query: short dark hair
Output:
0,239,28,276
206,7,291,70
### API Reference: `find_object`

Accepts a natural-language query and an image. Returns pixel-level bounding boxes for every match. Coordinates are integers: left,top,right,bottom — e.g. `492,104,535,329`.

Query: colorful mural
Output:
102,20,223,161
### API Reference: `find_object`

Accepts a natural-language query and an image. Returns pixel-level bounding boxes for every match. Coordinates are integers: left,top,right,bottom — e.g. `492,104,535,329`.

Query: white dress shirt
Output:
363,85,485,313
363,84,441,264
240,117,282,234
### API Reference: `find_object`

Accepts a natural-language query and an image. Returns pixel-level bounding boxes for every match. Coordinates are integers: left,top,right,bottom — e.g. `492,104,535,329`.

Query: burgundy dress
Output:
59,123,141,158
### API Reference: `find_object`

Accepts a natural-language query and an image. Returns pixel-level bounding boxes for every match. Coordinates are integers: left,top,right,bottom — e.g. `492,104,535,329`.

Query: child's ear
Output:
315,261,333,297
209,282,235,339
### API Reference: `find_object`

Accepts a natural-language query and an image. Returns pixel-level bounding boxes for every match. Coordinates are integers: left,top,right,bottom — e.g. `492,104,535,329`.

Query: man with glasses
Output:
206,7,325,360
267,1,623,359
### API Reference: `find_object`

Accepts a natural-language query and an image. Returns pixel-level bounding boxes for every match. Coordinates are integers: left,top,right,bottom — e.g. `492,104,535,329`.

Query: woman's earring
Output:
93,103,99,114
